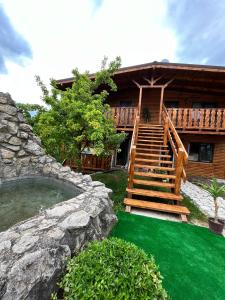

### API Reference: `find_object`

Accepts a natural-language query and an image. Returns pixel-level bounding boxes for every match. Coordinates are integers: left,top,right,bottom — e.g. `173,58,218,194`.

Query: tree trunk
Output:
214,197,219,222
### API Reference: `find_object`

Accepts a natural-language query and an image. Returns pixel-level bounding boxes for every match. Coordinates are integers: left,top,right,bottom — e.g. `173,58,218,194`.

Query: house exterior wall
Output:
164,90,225,108
180,134,225,179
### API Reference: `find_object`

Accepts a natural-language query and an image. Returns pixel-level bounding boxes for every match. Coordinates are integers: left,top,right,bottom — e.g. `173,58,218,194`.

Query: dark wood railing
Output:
107,107,137,127
64,154,111,173
167,108,225,132
162,105,188,194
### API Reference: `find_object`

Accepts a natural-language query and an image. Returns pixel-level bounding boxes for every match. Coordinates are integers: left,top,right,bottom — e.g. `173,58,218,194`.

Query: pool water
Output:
0,177,82,232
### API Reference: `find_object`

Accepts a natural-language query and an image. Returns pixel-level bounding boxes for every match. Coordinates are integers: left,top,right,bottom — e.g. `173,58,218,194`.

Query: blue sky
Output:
0,0,225,104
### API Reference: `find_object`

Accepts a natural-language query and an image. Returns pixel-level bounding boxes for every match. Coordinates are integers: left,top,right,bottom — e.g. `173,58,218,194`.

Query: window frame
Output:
188,142,214,163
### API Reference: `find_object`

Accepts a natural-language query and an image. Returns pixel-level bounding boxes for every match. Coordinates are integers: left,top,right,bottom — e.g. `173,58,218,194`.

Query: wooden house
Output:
57,62,225,220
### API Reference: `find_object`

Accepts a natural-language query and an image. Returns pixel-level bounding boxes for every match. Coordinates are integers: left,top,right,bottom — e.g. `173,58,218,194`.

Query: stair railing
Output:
162,105,188,194
127,92,143,189
128,111,140,188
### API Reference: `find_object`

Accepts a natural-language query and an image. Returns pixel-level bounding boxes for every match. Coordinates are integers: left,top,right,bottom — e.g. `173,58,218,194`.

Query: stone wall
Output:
0,92,117,299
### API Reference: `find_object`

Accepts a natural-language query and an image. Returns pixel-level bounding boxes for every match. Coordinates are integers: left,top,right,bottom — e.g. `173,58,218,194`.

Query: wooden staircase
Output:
124,107,190,222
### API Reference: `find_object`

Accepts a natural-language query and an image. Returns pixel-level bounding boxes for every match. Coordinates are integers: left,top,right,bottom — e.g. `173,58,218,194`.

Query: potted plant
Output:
201,178,225,235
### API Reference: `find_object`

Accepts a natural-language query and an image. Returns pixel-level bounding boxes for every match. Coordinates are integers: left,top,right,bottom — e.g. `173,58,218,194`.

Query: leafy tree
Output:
16,103,46,129
36,57,126,166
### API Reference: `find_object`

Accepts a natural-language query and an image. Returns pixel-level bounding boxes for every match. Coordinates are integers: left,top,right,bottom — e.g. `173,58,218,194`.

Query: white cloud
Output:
0,0,177,104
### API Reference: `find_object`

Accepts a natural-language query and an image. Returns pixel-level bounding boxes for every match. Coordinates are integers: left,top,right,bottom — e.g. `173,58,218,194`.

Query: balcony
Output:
109,107,137,129
167,108,225,134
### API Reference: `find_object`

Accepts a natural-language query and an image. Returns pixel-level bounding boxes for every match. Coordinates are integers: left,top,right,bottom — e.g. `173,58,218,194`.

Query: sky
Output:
0,0,225,104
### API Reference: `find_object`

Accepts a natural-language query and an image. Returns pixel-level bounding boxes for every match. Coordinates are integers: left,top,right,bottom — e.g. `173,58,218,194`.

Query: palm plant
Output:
201,178,225,222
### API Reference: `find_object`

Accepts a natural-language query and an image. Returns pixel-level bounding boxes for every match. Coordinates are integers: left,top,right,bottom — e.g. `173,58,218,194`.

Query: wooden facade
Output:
57,61,225,218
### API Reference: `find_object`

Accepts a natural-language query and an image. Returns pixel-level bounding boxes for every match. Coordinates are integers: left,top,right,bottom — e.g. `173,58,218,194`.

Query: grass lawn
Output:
91,170,207,222
111,212,225,300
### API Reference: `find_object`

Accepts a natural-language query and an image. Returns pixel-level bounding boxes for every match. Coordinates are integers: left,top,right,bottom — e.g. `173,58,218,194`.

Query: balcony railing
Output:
167,108,225,132
108,107,137,127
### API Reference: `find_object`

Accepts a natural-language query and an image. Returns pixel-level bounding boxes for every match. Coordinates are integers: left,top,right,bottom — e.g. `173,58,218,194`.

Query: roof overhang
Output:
56,62,225,95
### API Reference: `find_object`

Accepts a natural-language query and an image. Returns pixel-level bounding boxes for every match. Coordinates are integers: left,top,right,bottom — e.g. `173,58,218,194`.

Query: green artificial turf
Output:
111,212,225,300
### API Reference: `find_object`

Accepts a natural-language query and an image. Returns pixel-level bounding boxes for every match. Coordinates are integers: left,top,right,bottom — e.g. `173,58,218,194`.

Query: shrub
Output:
58,238,168,300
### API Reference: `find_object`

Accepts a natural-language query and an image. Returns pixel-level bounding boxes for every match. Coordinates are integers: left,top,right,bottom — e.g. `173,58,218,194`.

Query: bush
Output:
58,238,168,300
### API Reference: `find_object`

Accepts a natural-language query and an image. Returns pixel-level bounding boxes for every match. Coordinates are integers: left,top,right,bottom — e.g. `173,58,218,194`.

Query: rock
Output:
12,235,39,254
19,123,32,132
7,121,18,135
0,149,15,159
17,131,28,139
24,140,44,156
3,165,17,178
1,143,20,152
0,241,11,252
181,181,225,219
0,105,17,116
0,92,116,299
59,210,90,230
17,150,27,157
8,137,22,146
4,246,71,300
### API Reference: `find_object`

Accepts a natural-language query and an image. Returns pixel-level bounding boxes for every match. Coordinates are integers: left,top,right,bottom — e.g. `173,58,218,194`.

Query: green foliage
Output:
58,238,168,300
201,178,225,221
16,103,46,129
36,57,126,163
201,178,225,199
92,170,127,211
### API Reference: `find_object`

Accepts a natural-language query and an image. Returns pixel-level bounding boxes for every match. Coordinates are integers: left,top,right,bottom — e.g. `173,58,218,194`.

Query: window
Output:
188,143,214,163
192,102,218,109
119,100,133,107
165,101,179,108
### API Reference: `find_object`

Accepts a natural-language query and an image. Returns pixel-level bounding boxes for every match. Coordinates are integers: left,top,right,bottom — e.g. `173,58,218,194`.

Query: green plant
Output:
201,178,225,222
58,238,168,300
35,57,126,165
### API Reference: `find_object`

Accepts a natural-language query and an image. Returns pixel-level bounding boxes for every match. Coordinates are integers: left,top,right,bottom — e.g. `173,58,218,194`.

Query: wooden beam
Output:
144,77,152,85
159,87,165,123
164,78,174,87
132,80,141,88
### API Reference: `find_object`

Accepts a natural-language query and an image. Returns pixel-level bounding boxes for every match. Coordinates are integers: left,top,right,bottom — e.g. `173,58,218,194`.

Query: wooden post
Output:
163,116,169,146
138,87,143,117
159,87,165,124
175,148,185,195
128,145,136,190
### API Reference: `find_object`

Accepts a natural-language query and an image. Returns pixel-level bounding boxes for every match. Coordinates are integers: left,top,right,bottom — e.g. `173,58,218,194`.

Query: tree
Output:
16,103,46,129
36,57,126,166
201,178,225,222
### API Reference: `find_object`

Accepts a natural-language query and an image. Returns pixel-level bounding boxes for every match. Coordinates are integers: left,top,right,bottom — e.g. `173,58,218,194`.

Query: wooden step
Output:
138,139,163,143
134,171,176,180
133,179,175,188
138,135,163,139
124,198,190,215
134,164,175,172
138,128,164,134
126,188,183,201
137,143,168,147
139,124,163,128
138,135,164,138
135,158,173,164
137,148,170,153
136,153,171,158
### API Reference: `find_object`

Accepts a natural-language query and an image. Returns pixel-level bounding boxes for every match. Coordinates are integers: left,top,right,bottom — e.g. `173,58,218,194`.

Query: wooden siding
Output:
180,134,225,179
64,154,111,173
107,88,161,125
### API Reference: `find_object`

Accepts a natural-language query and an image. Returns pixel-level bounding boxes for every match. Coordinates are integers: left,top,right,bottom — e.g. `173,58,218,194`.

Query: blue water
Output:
0,177,82,232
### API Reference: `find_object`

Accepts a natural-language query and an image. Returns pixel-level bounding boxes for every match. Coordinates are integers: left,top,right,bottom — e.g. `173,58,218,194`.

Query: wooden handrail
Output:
162,105,188,188
128,88,142,185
